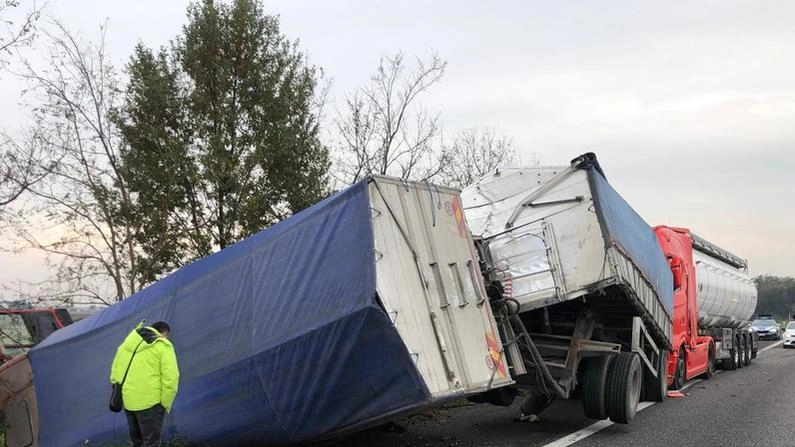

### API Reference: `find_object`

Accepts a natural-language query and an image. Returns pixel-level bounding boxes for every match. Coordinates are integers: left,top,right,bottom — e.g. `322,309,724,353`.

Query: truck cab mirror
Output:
669,258,684,290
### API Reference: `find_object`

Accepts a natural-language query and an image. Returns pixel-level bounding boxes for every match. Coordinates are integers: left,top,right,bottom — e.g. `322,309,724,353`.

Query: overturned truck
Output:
462,153,673,423
4,153,673,445
7,177,513,447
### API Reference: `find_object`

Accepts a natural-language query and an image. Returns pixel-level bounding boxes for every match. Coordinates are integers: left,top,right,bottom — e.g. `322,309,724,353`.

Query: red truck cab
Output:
654,226,757,389
653,227,715,388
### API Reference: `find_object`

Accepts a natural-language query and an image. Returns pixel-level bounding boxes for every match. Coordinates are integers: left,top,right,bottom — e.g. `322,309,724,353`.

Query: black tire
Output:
723,339,739,370
737,336,744,369
605,352,642,424
642,350,668,402
582,356,612,419
671,347,686,390
743,336,751,366
703,344,716,379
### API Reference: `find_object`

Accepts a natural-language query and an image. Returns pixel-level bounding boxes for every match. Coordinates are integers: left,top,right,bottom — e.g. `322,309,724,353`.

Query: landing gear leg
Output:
515,392,555,422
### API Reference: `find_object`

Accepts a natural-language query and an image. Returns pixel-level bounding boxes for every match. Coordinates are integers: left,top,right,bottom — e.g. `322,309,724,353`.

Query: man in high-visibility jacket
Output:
110,321,179,447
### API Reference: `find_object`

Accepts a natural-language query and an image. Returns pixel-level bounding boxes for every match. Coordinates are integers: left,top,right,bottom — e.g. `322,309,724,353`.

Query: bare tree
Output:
8,20,140,306
0,130,52,209
441,127,516,189
0,1,46,212
0,0,45,66
334,52,450,185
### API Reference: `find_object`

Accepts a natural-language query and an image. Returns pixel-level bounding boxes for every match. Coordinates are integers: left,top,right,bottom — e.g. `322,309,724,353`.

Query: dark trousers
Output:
124,404,166,447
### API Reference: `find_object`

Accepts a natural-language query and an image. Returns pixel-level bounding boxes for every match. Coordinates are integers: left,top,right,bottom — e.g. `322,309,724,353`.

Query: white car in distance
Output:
783,321,795,349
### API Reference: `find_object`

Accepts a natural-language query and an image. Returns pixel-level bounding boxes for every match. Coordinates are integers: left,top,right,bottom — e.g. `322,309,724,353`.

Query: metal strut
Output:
491,296,568,400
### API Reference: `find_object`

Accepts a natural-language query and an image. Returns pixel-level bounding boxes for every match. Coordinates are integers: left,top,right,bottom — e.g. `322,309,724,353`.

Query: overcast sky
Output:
2,0,793,294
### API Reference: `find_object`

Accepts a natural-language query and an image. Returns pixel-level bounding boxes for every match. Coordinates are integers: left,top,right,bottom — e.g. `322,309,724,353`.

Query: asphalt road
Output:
322,340,791,447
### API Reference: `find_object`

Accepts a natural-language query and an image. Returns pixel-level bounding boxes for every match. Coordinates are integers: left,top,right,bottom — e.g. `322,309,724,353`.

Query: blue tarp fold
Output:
29,180,431,446
586,168,674,316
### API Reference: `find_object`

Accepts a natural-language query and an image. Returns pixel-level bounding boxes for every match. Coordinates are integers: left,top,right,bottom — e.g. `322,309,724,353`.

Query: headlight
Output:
786,333,793,339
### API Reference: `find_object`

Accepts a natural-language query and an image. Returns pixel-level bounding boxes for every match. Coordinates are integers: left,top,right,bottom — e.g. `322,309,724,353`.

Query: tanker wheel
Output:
723,339,739,370
743,336,751,366
642,349,667,402
605,352,642,424
736,336,744,369
671,347,686,390
581,355,612,419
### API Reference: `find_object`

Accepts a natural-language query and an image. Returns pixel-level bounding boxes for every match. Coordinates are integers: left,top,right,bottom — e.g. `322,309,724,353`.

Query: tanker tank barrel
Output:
690,232,748,270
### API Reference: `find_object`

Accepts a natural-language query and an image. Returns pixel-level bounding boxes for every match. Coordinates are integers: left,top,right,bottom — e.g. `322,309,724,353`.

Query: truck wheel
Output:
671,347,686,390
606,352,642,424
736,336,744,369
723,340,738,371
743,336,751,366
642,350,667,402
582,355,612,419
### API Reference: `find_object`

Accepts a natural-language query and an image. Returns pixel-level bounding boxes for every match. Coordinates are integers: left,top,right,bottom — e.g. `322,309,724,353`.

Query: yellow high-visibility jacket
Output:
110,323,179,412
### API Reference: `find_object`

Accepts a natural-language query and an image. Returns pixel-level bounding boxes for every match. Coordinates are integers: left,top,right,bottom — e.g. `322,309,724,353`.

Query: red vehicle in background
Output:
0,307,74,445
0,307,74,365
653,226,758,390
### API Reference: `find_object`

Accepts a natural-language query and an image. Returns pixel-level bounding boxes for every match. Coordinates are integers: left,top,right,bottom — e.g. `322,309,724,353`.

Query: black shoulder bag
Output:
109,340,144,413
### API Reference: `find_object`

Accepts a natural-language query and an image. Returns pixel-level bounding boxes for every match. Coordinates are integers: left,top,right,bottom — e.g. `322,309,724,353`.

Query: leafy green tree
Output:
754,275,795,322
117,0,329,281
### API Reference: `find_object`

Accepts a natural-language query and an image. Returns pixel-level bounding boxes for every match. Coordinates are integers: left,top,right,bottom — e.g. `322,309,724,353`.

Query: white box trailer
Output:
368,176,514,398
462,153,674,424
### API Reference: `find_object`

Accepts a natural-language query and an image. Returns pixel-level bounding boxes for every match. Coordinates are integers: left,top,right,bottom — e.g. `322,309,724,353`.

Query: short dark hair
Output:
151,321,170,334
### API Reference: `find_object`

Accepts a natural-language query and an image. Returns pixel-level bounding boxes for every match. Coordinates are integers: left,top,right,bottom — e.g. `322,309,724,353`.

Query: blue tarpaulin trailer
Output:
22,177,512,447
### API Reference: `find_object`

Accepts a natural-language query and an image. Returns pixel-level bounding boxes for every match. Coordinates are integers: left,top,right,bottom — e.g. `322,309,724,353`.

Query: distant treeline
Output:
754,275,795,322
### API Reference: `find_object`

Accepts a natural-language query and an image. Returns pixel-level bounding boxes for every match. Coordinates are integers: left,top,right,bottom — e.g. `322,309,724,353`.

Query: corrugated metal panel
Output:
464,167,568,238
463,161,673,349
462,168,607,312
369,177,512,398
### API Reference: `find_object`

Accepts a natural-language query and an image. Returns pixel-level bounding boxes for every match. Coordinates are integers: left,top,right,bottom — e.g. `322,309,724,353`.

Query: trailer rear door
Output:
368,177,512,399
